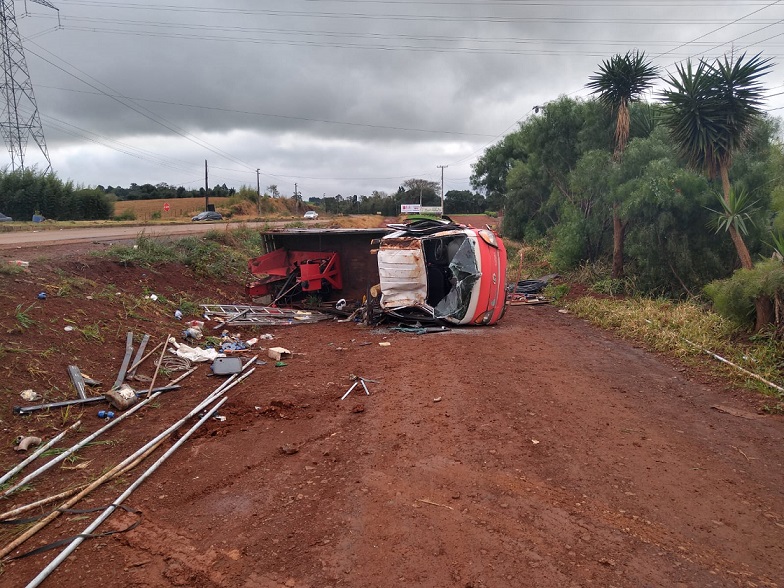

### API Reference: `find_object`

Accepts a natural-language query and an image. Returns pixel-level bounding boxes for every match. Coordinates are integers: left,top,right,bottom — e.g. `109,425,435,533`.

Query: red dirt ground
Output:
0,242,783,588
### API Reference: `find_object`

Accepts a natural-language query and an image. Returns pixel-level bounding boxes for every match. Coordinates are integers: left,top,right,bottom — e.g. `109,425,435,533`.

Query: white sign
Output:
421,206,443,215
401,204,420,213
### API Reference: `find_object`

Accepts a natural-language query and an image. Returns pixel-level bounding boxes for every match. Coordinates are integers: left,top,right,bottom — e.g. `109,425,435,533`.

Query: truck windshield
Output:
433,238,480,321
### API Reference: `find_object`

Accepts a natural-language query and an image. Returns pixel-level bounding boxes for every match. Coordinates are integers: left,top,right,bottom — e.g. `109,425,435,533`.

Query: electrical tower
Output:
0,0,57,172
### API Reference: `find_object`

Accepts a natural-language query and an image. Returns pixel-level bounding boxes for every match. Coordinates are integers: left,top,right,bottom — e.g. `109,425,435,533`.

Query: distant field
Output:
114,197,232,220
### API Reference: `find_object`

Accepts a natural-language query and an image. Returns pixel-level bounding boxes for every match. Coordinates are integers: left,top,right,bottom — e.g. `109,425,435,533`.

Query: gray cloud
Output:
10,0,784,198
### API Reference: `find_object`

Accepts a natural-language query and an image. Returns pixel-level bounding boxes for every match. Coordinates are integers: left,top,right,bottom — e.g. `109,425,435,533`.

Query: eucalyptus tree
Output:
587,50,659,278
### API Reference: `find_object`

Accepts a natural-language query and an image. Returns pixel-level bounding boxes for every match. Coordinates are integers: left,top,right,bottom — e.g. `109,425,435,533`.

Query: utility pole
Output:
204,159,209,211
437,165,448,215
256,168,261,214
294,182,298,201
0,0,58,172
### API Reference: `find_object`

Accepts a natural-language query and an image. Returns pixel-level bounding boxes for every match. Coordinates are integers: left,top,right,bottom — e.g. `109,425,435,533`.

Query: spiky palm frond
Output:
660,52,773,176
586,50,659,157
705,186,758,235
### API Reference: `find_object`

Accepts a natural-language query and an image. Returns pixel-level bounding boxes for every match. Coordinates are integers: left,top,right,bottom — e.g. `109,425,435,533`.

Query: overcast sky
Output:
8,0,784,199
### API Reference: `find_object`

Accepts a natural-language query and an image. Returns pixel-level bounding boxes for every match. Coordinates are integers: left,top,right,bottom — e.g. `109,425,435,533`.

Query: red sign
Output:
163,203,170,212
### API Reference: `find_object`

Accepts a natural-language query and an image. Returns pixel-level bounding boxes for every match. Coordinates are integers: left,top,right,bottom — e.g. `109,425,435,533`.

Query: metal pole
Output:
24,397,229,588
205,159,209,211
0,368,252,559
0,420,81,486
4,393,162,496
437,164,448,215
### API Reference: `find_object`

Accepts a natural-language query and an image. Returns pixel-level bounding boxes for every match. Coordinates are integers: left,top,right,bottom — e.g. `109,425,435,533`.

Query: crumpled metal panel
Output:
377,246,427,308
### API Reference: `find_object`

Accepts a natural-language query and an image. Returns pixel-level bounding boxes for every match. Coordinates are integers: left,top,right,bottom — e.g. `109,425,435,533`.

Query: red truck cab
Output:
376,219,507,325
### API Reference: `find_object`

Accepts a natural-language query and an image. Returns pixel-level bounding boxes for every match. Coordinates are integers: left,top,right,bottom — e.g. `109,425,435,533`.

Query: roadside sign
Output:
163,202,170,212
401,204,420,213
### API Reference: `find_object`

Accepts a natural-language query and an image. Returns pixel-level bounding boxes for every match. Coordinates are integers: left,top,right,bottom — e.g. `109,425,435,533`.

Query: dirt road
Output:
0,256,782,587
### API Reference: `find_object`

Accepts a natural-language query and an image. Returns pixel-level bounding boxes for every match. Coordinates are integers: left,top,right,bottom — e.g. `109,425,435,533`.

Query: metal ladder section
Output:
200,304,329,326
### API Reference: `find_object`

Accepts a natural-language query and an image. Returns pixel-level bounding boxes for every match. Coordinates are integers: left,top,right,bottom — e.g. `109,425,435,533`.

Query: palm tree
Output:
661,52,773,329
587,50,659,278
660,52,772,270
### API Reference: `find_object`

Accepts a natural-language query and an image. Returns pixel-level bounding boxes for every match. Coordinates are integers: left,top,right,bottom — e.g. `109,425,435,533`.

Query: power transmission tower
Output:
0,0,58,172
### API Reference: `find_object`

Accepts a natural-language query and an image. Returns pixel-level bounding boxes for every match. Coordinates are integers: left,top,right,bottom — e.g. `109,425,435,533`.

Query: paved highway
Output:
0,220,288,250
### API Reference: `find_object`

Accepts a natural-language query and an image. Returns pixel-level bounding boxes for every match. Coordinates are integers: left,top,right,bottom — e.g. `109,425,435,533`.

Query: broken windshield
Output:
434,238,480,321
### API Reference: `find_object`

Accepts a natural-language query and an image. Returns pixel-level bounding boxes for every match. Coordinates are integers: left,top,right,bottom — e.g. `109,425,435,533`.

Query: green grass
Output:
51,271,97,297
14,303,37,330
0,263,25,276
96,227,264,282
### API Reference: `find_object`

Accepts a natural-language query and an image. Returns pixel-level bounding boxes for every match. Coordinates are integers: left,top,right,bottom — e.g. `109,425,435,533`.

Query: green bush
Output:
115,209,137,221
704,259,784,326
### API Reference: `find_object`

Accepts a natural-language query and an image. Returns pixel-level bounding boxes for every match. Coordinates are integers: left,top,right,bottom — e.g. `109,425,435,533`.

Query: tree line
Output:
471,50,784,332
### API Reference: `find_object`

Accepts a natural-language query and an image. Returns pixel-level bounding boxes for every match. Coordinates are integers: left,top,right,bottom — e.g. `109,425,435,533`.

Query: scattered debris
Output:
711,405,765,420
174,309,183,320
104,384,139,411
342,375,375,400
379,341,391,347
19,389,41,402
351,403,365,413
126,334,150,380
415,498,453,510
390,326,452,335
97,410,116,419
14,436,42,452
280,444,300,455
113,332,135,389
433,397,442,403
37,291,46,300
211,357,243,375
531,439,540,445
202,304,330,327
63,325,75,332
268,347,292,361
182,320,205,340
169,340,220,363
508,294,552,306
275,361,288,368
731,445,757,461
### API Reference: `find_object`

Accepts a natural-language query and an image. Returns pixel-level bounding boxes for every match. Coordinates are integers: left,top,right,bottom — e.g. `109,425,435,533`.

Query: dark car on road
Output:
191,211,223,222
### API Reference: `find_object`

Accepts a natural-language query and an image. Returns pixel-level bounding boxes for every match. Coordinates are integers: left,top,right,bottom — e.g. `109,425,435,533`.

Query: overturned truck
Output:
374,219,507,326
247,219,507,326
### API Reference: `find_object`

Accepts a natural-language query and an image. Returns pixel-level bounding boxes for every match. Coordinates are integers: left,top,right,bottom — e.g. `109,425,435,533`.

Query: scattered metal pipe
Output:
1,369,252,559
125,341,163,375
126,334,149,379
67,365,87,400
341,381,359,400
13,385,181,415
0,421,81,487
4,392,163,497
167,366,197,386
146,334,170,398
682,337,784,396
113,332,135,389
0,437,166,557
23,397,228,588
